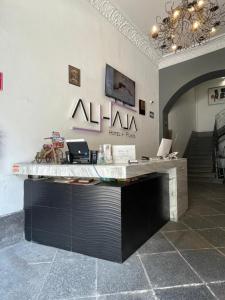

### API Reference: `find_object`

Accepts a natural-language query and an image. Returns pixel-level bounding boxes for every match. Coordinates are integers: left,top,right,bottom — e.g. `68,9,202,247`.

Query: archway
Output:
162,69,225,137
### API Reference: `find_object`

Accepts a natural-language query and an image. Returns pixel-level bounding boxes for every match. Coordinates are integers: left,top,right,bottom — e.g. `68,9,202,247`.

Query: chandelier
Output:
151,0,225,54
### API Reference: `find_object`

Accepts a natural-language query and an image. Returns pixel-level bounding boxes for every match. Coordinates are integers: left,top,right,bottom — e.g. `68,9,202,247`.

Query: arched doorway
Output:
163,70,225,138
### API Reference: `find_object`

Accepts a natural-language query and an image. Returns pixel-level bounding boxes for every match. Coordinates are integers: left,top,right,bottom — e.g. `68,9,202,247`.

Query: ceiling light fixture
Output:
150,0,225,54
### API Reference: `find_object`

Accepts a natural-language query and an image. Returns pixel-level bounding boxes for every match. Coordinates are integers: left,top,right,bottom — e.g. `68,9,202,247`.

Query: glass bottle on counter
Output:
97,145,105,164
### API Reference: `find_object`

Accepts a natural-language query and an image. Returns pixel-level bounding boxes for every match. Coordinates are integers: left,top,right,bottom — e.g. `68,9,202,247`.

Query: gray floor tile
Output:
138,232,175,254
54,248,96,262
164,230,212,250
155,285,215,300
181,215,217,229
194,198,225,213
217,248,225,256
97,256,150,294
160,221,188,232
71,297,96,300
0,232,24,249
213,198,225,205
38,251,96,299
140,252,201,288
1,179,225,300
97,290,155,300
1,240,57,264
201,202,225,214
181,249,225,282
0,212,24,250
188,203,220,216
204,215,225,227
0,246,51,300
197,228,225,247
208,282,225,300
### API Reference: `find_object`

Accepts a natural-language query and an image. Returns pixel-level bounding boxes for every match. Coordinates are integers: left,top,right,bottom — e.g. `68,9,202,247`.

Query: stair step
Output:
189,148,213,151
188,164,213,169
188,172,215,178
188,163,213,168
188,151,212,158
188,158,213,162
188,154,212,157
190,141,213,148
188,177,224,184
188,168,213,172
188,168,214,172
188,157,212,160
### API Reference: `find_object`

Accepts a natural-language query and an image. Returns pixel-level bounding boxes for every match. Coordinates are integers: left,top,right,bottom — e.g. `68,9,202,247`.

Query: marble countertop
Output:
12,159,187,179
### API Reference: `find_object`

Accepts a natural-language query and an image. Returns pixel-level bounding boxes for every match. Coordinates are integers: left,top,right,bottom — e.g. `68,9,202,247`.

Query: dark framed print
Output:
139,99,146,115
208,85,225,105
69,65,80,87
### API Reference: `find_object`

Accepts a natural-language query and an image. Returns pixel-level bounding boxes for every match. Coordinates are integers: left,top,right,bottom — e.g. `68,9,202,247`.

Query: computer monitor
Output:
66,139,90,163
157,138,172,157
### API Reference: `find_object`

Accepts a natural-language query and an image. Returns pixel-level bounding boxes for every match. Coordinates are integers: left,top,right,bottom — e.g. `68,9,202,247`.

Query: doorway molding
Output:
162,69,225,137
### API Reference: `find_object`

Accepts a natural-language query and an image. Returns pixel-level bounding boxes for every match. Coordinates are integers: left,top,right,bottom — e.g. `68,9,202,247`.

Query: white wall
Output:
196,78,225,132
0,0,159,216
168,88,196,157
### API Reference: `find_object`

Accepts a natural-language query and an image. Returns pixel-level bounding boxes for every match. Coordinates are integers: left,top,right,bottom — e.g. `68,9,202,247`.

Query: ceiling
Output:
111,0,225,44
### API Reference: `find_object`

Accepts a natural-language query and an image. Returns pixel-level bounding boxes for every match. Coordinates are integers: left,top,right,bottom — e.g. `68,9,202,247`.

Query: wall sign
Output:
71,99,101,132
71,98,138,134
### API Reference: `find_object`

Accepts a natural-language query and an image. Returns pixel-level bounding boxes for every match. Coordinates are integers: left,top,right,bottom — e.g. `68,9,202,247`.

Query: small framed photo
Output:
69,65,80,87
139,99,146,115
208,86,225,105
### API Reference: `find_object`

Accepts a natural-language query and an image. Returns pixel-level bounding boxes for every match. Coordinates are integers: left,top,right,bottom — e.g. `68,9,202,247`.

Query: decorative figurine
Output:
35,131,64,164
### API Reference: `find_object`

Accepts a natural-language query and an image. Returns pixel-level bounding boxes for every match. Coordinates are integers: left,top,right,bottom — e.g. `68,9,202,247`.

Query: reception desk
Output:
13,159,188,263
23,173,169,262
13,158,188,221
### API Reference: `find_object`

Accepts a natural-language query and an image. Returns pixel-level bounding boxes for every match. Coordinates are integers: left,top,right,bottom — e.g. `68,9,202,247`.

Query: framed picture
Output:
139,99,146,115
69,65,80,87
208,86,225,105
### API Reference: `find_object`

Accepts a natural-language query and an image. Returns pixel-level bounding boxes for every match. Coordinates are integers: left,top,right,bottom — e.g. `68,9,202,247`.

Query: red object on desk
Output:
0,73,3,91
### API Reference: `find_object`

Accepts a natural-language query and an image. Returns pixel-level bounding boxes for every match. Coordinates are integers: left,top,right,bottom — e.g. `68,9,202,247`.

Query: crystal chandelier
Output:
151,0,225,54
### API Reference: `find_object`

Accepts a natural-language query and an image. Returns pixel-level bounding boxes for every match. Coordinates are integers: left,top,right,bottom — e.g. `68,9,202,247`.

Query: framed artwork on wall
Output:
208,86,225,105
69,65,80,87
139,99,146,115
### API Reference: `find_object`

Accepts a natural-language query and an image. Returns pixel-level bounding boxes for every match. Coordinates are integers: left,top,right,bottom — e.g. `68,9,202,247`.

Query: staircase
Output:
186,132,222,183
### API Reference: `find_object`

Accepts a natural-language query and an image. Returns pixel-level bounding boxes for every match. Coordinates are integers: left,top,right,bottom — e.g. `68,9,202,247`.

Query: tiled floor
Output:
1,182,225,300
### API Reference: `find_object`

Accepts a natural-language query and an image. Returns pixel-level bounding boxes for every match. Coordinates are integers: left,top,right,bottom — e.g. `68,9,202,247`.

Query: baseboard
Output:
0,211,24,249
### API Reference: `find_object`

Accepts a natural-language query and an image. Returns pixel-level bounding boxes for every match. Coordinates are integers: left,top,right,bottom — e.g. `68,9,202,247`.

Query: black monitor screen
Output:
105,64,135,107
67,140,89,159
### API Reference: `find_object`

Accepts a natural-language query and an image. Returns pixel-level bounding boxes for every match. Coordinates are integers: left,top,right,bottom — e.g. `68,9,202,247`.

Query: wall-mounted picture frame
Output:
139,99,146,115
69,65,80,87
208,85,225,105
